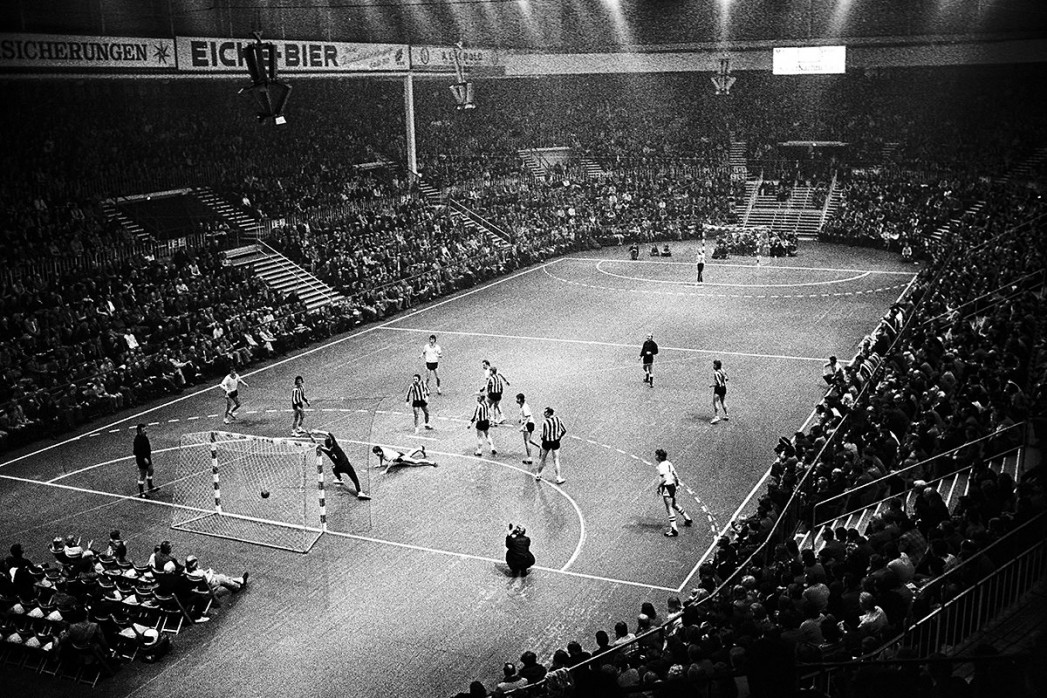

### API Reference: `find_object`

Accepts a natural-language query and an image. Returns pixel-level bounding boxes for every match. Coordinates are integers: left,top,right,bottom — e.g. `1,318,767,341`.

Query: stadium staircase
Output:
1001,145,1047,184
794,445,1023,553
446,199,514,251
224,243,344,311
927,199,986,245
742,182,832,238
193,187,261,239
416,179,444,206
100,199,150,245
880,141,900,163
728,137,748,181
577,155,607,179
517,148,547,178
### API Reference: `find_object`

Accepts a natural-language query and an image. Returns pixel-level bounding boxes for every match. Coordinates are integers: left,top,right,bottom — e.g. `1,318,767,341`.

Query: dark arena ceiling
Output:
2,0,1047,51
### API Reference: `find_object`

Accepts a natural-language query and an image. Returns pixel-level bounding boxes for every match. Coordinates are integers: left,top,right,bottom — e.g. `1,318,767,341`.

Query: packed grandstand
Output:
1,11,1046,698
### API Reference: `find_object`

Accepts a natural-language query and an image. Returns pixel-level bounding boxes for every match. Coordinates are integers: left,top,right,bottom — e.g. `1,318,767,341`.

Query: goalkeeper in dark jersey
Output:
309,431,370,500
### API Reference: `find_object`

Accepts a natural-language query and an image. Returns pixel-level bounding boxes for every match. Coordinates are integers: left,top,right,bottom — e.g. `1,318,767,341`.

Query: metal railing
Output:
801,509,1047,696
809,421,1027,532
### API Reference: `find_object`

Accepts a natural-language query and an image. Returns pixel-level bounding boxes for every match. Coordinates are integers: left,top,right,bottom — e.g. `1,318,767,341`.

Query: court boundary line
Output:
673,268,924,592
0,471,675,592
381,327,826,363
0,258,564,471
594,260,873,288
567,256,915,275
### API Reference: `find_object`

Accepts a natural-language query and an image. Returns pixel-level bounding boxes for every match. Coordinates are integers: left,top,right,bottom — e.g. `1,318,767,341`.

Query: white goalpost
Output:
170,431,328,553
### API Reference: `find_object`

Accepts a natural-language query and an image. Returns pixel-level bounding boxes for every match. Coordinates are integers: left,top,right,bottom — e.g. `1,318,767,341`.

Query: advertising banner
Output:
0,33,175,69
176,36,408,72
410,45,500,72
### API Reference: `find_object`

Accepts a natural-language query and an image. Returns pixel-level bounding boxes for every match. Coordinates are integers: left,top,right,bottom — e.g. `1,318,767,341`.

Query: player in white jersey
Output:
291,376,310,435
655,449,693,537
422,335,443,394
516,393,535,465
371,445,438,473
220,369,248,424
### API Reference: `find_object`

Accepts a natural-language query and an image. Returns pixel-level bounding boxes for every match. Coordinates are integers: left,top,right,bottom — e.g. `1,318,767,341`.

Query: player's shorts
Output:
136,459,153,474
714,386,727,399
412,399,428,408
475,420,490,432
227,390,239,400
524,423,535,433
292,402,304,410
642,358,654,366
660,483,678,498
426,362,438,371
542,439,561,451
487,392,502,404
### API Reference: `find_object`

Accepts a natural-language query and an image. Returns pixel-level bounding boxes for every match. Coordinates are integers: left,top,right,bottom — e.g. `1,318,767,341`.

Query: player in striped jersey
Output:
710,359,730,424
535,407,567,484
655,449,693,537
485,366,511,424
421,335,443,394
291,376,310,435
516,393,535,465
470,394,496,457
405,374,434,434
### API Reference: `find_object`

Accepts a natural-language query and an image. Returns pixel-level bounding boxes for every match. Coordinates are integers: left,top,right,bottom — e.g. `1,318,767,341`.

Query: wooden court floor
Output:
0,241,915,697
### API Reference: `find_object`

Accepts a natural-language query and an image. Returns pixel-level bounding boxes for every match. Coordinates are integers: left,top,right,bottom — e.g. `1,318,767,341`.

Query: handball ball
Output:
260,489,270,499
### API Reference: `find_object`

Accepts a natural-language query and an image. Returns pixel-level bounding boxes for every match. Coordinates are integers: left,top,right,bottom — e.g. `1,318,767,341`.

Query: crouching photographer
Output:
505,524,535,577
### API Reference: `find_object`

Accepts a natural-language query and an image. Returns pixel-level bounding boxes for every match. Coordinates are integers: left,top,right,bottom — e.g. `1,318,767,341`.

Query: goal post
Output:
170,431,326,553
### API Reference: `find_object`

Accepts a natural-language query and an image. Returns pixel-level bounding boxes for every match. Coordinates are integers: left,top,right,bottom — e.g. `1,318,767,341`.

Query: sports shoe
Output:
684,518,694,527
554,477,566,485
665,529,679,537
437,388,442,395
491,449,498,455
722,415,730,421
710,416,721,424
424,424,434,430
357,492,371,501
415,427,420,434
474,450,482,456
138,492,148,499
522,458,533,465
194,616,211,624
534,474,543,482
241,571,249,586
223,417,230,424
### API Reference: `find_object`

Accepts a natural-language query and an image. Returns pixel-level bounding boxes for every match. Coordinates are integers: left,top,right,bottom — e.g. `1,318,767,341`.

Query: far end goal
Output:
171,431,327,553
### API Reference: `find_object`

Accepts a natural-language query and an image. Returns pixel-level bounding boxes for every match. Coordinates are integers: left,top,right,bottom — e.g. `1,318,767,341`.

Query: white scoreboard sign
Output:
773,45,846,75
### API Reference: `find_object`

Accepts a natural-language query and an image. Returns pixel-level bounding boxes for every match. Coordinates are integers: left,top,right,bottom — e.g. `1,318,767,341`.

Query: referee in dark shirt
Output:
535,407,567,484
405,374,433,434
133,424,154,498
640,333,659,387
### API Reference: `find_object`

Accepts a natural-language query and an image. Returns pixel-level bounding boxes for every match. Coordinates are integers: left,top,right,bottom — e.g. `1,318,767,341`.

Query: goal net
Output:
171,431,323,553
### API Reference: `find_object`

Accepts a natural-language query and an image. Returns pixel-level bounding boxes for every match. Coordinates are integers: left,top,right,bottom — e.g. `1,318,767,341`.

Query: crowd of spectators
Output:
0,533,249,680
449,180,1046,696
0,245,356,451
819,171,985,254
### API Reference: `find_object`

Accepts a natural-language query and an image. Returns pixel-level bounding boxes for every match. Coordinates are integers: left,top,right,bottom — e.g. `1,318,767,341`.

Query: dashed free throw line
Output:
595,260,873,288
544,264,910,300
566,256,916,275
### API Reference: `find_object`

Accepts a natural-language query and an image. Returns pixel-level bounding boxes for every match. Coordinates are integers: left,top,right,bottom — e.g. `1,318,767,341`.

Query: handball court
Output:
0,241,914,697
